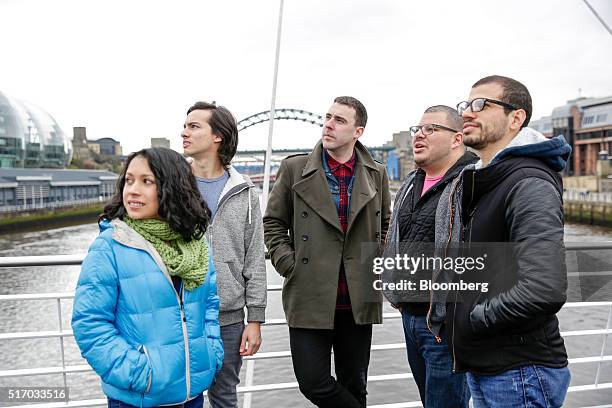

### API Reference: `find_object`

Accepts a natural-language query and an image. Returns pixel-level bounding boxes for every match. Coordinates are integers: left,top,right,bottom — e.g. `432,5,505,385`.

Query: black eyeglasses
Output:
456,98,519,116
409,123,459,137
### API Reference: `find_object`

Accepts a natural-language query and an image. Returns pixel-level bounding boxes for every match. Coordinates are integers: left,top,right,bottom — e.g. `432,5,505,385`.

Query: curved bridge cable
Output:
237,109,324,132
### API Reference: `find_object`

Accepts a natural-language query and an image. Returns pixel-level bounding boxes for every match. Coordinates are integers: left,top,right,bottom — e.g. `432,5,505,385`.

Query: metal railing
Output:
1,243,612,407
565,190,612,203
0,198,107,214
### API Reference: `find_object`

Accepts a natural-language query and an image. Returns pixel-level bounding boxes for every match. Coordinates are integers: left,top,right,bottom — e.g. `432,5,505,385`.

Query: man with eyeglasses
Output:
382,105,476,407
433,75,572,407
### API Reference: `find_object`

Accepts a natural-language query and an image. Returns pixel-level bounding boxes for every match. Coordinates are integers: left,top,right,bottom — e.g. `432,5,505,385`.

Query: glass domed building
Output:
0,91,72,168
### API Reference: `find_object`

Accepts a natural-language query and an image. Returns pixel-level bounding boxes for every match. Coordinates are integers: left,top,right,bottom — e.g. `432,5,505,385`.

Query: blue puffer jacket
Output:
72,219,223,407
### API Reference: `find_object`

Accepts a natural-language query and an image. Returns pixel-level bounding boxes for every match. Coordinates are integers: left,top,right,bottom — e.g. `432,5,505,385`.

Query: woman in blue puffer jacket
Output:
72,147,223,408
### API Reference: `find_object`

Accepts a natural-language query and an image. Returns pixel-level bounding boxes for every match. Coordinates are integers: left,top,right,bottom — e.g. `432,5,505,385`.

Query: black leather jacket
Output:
446,156,569,375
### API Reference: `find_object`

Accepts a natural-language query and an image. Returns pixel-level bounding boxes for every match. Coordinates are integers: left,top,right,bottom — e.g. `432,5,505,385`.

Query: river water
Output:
1,223,612,407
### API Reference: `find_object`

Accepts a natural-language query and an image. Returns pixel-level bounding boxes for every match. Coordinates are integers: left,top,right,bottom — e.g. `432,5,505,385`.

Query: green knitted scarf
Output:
124,217,209,291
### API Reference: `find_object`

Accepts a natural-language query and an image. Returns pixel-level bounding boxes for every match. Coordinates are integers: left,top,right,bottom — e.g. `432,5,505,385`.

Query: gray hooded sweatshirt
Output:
206,166,267,326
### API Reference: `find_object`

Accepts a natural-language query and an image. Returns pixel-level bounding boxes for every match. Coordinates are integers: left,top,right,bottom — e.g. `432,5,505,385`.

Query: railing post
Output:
56,298,69,402
594,303,612,387
242,359,255,408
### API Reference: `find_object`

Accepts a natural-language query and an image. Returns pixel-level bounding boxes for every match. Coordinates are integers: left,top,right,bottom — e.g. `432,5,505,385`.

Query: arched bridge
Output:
237,108,324,132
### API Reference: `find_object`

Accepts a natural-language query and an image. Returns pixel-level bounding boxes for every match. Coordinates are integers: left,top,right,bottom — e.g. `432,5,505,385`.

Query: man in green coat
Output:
264,96,391,408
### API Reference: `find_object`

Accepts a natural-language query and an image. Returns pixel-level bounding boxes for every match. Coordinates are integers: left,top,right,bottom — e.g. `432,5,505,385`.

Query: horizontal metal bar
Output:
0,314,401,340
580,405,612,408
368,373,413,382
568,356,612,364
0,292,75,301
0,288,281,303
245,343,407,361
565,302,612,308
3,352,611,380
4,378,612,408
567,271,612,277
1,241,612,268
6,318,612,342
6,399,108,408
369,402,423,408
236,372,414,395
561,329,612,337
568,382,612,393
244,350,291,360
237,380,297,393
0,399,428,408
0,254,85,267
5,316,612,342
565,242,612,251
0,330,74,341
6,380,612,408
0,364,90,378
0,345,409,377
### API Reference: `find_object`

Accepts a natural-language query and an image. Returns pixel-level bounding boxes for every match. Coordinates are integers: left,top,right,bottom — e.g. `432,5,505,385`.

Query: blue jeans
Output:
207,322,245,408
401,309,469,408
467,365,571,408
108,393,203,408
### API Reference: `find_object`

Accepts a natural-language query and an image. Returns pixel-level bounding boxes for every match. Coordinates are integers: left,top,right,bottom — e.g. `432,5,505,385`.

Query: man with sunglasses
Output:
382,105,477,407
434,75,572,407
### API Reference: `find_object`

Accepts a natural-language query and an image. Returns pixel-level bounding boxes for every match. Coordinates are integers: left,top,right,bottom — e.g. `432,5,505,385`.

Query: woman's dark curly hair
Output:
100,147,210,241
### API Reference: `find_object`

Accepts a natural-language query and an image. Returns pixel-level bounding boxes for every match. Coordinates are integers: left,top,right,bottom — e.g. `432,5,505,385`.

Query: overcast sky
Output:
1,0,611,155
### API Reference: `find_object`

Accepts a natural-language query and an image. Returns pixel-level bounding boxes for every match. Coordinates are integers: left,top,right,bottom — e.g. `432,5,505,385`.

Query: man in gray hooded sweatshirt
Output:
181,102,267,408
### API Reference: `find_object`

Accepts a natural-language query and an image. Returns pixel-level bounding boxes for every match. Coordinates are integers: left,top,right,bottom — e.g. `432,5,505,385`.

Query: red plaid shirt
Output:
326,150,356,310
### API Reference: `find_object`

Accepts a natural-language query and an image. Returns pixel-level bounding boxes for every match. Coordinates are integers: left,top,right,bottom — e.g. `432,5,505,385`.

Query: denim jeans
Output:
107,393,203,408
207,322,245,408
401,309,469,408
467,365,571,408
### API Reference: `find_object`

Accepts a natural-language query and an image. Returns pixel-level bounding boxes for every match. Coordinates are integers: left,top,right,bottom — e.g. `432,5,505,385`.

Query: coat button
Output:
302,235,309,241
301,211,308,218
301,257,309,264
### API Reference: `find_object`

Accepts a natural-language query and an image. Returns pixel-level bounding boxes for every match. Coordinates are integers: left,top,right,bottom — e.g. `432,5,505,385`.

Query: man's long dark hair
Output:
187,101,238,167
100,147,210,241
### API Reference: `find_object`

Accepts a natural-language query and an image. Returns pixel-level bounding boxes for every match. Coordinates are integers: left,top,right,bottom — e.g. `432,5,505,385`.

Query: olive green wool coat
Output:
263,141,391,329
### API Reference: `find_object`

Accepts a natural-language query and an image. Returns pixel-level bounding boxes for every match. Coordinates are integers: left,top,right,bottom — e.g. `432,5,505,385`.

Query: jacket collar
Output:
415,150,479,192
219,165,253,199
294,140,380,234
109,219,170,276
325,149,356,173
302,140,378,177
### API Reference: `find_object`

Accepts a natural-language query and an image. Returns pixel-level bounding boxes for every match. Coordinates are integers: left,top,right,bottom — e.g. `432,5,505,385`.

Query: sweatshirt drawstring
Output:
248,188,252,224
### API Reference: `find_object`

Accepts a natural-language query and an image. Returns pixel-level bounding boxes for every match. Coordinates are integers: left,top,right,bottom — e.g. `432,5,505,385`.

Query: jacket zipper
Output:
451,171,476,372
113,223,193,403
139,345,153,394
424,184,443,343
178,282,191,400
425,181,455,343
452,288,459,372
207,185,250,250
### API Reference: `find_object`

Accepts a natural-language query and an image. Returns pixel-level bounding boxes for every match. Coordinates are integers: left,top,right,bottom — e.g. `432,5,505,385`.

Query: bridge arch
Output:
237,108,324,132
